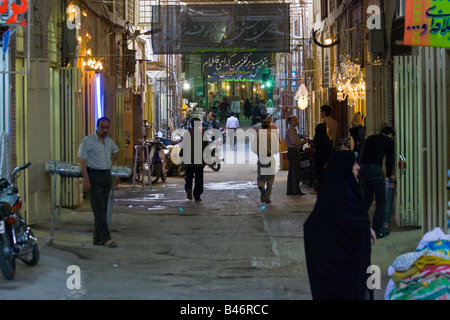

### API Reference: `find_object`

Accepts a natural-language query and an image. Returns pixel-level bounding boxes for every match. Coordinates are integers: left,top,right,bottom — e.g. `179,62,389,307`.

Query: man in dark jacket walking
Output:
180,118,209,202
359,126,395,239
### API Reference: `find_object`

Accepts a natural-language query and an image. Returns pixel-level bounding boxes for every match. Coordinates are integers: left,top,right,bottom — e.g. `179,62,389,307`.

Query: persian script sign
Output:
404,0,450,48
201,53,269,82
151,4,290,54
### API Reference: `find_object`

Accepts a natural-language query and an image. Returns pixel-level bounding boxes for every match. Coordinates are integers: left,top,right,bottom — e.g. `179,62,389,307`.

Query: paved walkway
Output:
1,118,424,300
24,156,422,300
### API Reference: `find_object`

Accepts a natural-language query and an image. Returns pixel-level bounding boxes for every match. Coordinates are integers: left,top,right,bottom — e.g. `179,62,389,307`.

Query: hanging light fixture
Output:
333,54,366,107
77,9,103,72
295,82,309,110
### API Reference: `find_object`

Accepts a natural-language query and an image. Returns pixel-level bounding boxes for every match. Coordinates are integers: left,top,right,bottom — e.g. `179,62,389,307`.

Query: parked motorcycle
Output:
135,139,169,184
169,127,223,175
167,144,186,177
299,150,315,187
220,127,226,144
204,128,223,172
0,162,39,280
205,141,222,172
298,139,315,187
166,129,187,177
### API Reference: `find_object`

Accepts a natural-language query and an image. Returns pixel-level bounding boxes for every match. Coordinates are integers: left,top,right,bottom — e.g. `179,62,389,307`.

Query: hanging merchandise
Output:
332,54,366,107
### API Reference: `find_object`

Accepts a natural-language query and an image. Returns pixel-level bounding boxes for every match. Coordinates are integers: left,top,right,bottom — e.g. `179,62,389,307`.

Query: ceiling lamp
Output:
295,83,309,110
333,54,366,107
311,29,340,48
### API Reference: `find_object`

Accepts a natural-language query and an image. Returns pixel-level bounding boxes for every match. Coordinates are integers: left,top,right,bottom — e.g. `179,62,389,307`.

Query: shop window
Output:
139,0,159,26
396,0,406,18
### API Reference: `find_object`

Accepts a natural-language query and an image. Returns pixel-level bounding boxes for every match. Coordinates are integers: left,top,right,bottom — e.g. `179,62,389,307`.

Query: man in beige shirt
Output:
320,105,338,149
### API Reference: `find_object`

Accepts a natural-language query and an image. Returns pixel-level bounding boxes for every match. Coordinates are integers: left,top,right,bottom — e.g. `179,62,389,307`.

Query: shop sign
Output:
0,0,28,26
0,0,28,53
404,0,450,48
202,53,269,82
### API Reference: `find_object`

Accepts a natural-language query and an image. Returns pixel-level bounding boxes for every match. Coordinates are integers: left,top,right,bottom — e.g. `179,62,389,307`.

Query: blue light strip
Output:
95,74,102,120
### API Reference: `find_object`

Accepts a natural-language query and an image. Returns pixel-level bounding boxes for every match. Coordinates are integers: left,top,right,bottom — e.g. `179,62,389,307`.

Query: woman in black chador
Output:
313,122,333,193
303,150,376,300
244,98,252,120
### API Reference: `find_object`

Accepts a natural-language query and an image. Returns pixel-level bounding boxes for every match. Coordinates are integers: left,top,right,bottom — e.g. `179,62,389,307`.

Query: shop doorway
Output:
394,47,449,232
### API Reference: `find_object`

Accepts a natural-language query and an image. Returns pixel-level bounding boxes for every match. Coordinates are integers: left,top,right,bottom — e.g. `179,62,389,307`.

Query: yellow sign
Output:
404,0,450,48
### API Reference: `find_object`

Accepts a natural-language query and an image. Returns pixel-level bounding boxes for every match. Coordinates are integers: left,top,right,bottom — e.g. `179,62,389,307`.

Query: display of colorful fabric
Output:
419,240,450,256
391,250,450,272
389,265,450,300
391,254,450,284
385,228,450,300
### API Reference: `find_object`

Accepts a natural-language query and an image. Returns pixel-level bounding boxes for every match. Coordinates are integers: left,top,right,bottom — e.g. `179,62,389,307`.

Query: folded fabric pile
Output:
385,227,450,300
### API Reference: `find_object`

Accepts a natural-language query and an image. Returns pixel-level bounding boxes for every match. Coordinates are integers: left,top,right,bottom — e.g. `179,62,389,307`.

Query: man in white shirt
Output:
226,112,239,150
78,117,119,248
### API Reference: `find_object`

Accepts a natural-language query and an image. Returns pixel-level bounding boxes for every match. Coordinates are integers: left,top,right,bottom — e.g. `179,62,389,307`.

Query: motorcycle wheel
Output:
19,224,39,266
300,174,314,187
0,228,16,280
134,162,143,183
150,163,162,184
161,161,169,182
210,162,221,172
135,173,142,183
177,163,186,177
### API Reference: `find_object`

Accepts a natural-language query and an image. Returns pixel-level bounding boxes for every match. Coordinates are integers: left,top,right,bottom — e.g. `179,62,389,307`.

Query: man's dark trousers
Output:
88,169,112,244
287,147,302,194
185,166,204,200
359,164,386,234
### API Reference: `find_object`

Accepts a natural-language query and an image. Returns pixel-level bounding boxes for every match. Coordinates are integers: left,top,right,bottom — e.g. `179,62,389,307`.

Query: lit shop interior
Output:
179,53,275,123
